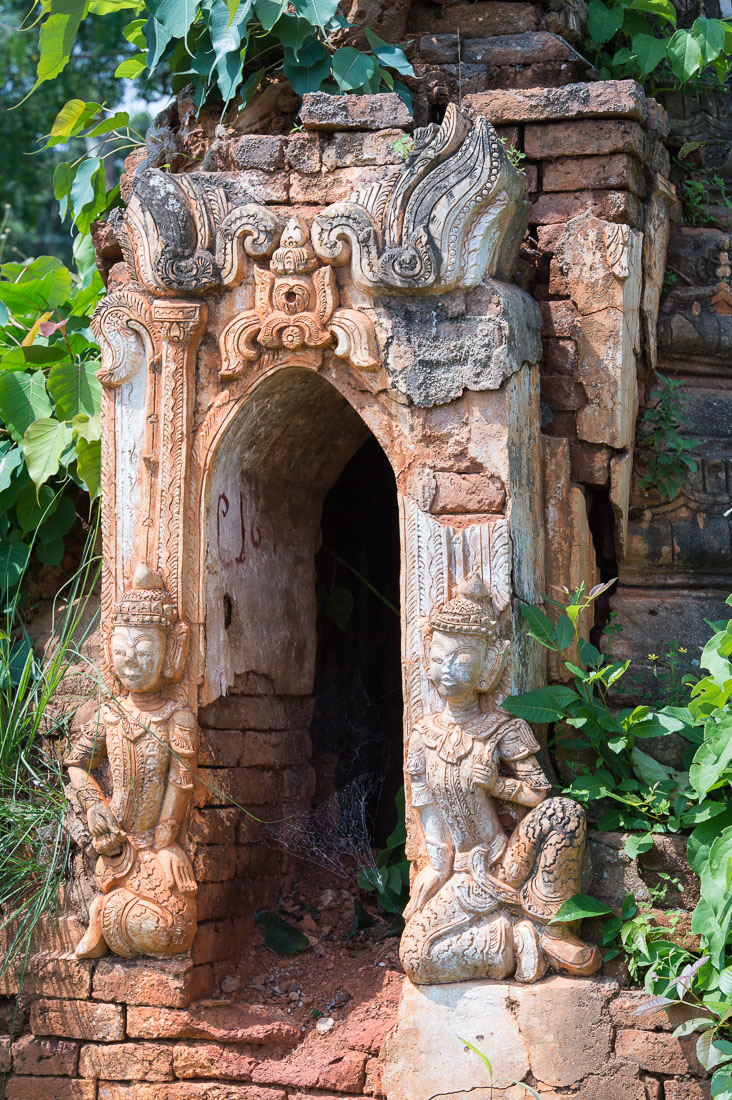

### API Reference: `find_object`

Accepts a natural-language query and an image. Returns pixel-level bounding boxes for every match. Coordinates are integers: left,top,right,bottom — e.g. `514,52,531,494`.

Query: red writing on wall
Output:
217,491,278,564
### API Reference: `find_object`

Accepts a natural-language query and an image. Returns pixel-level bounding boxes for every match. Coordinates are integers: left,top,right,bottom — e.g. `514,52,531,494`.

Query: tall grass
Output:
0,507,100,988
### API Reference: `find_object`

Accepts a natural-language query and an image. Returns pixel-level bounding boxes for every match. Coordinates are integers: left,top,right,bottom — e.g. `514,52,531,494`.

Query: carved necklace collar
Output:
114,698,178,743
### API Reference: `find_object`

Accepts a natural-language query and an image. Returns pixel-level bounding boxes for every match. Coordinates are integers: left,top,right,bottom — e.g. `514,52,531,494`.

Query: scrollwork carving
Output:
311,103,528,295
92,287,159,387
123,170,279,296
219,217,378,379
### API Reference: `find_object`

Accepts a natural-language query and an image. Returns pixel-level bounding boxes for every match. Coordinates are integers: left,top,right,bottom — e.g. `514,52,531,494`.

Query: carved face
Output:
428,630,487,702
111,625,168,693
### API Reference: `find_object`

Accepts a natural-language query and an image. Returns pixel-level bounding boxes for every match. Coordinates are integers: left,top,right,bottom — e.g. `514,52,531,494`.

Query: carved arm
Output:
154,709,197,851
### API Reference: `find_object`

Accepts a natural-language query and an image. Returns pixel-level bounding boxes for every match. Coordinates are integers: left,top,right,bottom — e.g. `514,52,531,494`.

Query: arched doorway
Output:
196,367,402,930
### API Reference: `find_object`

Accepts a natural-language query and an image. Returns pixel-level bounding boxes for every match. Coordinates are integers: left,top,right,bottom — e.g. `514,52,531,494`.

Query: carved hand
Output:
87,804,126,856
403,864,447,921
158,845,197,895
471,748,498,791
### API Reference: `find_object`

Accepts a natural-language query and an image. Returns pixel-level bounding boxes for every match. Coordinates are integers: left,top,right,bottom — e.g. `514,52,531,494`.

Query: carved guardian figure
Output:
66,565,197,959
400,576,600,984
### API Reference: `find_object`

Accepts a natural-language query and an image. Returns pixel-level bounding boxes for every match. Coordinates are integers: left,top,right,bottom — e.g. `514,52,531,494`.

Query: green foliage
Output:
28,0,414,118
0,520,100,997
636,371,699,502
358,787,409,916
584,0,732,89
500,136,526,173
0,255,103,590
0,0,141,263
504,583,729,859
680,172,732,227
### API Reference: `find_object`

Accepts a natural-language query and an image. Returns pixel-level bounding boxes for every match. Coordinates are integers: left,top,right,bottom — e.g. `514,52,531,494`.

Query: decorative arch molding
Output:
76,102,546,964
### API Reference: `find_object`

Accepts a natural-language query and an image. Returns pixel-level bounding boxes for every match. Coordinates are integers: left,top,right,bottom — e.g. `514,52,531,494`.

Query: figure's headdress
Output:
429,574,499,640
114,564,178,629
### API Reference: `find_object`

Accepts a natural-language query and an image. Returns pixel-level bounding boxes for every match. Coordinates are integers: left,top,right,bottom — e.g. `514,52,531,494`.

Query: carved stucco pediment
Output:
118,105,527,302
312,103,529,294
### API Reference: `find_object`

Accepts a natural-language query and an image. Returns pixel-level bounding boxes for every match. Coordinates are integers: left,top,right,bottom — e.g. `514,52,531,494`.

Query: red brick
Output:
664,1082,711,1100
194,766,280,808
431,472,506,515
466,80,646,125
570,443,611,485
198,729,243,767
5,1078,95,1100
298,91,412,131
236,843,279,879
12,1034,79,1076
3,953,93,1000
610,992,672,1031
199,696,287,731
239,729,311,768
615,1030,692,1075
125,1002,299,1047
285,134,321,173
543,153,645,194
279,764,316,800
540,300,579,338
252,1048,367,1092
645,1079,663,1100
191,919,243,965
408,2,537,36
194,845,237,882
31,999,124,1042
463,31,582,65
98,1086,285,1100
541,376,586,412
530,190,643,227
525,119,648,160
93,957,213,1008
545,339,577,374
173,1042,257,1080
80,1042,173,1081
229,135,284,170
188,808,238,845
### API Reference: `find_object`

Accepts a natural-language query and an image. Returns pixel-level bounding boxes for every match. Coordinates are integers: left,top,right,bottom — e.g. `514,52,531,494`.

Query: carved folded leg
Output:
400,875,515,985
500,796,601,977
99,848,197,958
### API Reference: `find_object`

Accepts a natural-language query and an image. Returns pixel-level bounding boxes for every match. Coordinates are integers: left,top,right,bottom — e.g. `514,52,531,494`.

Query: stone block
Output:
229,135,285,170
279,764,317,800
5,1078,96,1100
615,1030,692,1075
193,844,237,882
125,1002,299,1047
173,1042,258,1080
525,120,648,160
382,979,529,1099
93,956,213,1008
298,92,412,131
239,729,311,768
235,843,279,879
540,375,586,411
79,1042,174,1081
30,999,125,1042
322,129,410,169
467,80,646,125
543,154,645,194
516,975,613,1086
196,880,248,922
11,1034,79,1076
191,919,245,965
530,190,644,228
408,2,537,37
230,169,289,203
6,953,92,1000
194,766,280,808
579,1073,648,1100
545,339,577,374
98,1086,285,1100
540,300,580,338
430,472,506,515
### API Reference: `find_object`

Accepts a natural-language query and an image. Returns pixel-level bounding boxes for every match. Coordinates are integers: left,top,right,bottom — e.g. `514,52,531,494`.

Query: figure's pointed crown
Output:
271,217,318,276
114,564,178,629
429,573,499,639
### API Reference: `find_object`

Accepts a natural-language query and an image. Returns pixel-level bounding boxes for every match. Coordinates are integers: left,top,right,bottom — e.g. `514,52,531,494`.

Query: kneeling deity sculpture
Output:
400,576,601,984
66,565,197,959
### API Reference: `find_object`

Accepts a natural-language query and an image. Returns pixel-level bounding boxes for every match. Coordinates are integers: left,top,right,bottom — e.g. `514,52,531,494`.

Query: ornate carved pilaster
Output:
151,301,207,614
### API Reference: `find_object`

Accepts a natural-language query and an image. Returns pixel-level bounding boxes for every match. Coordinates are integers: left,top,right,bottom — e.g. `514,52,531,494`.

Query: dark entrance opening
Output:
310,435,403,849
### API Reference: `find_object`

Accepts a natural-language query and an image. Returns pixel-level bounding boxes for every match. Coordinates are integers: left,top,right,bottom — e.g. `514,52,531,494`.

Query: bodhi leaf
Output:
331,46,376,90
668,28,704,82
47,358,102,420
502,684,579,723
22,419,74,489
551,894,614,922
35,0,91,88
75,437,101,499
588,0,624,43
0,371,54,444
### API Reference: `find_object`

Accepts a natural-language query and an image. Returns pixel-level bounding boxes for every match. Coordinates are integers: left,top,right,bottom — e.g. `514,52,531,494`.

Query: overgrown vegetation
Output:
507,588,732,1098
0,254,103,595
585,0,732,88
0,516,100,991
636,371,699,502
